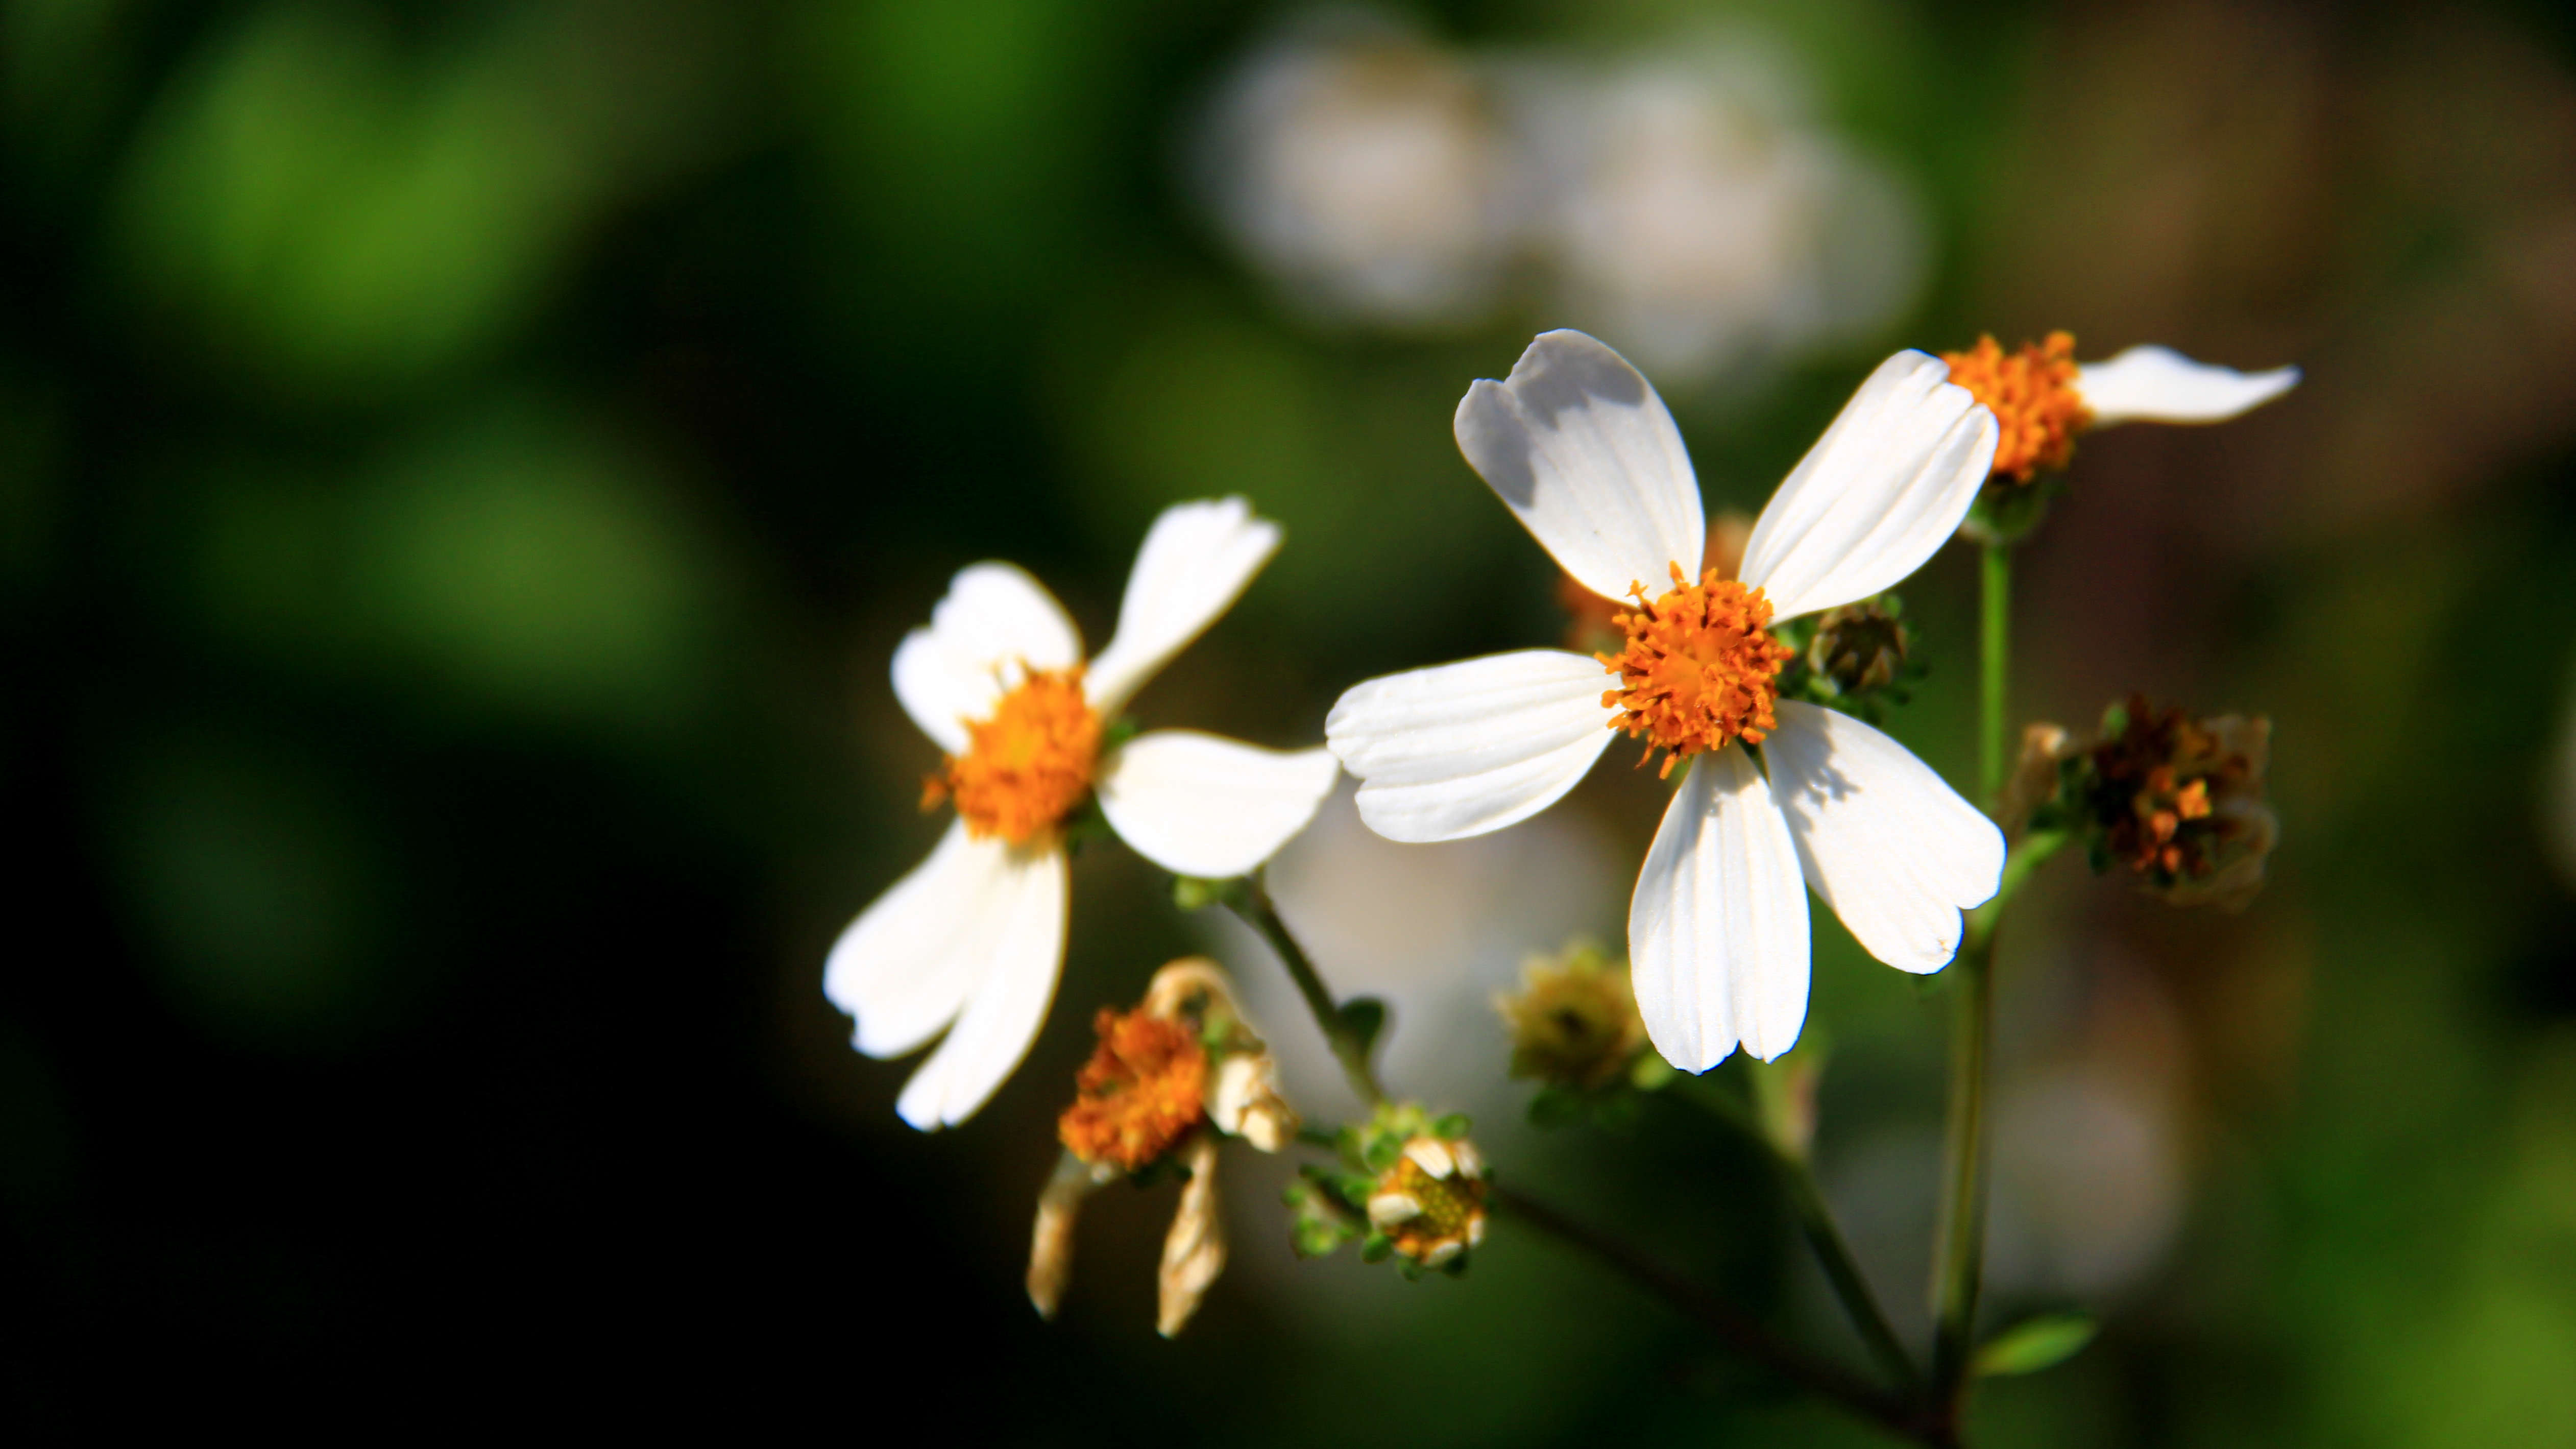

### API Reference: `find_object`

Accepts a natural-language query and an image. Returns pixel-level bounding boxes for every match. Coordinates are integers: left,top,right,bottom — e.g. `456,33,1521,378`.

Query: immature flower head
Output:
924,666,1104,843
1599,563,1796,778
1367,1133,1491,1269
1803,598,1910,697
2040,697,2277,911
1942,332,2093,484
1496,941,1647,1092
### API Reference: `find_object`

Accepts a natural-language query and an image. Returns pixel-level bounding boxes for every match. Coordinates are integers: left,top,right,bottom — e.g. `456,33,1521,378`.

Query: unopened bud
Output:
1496,941,1647,1092
1369,1133,1489,1268
1805,599,1910,697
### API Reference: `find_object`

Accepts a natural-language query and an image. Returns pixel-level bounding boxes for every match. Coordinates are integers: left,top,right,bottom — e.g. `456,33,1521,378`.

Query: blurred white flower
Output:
827,499,1337,1129
1327,330,2003,1070
1195,13,1518,328
1512,43,1926,386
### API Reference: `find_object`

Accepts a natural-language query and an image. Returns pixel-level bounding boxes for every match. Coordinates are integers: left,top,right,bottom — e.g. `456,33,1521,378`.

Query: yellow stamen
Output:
1941,332,2093,484
1597,564,1794,778
1059,1008,1207,1171
935,667,1102,844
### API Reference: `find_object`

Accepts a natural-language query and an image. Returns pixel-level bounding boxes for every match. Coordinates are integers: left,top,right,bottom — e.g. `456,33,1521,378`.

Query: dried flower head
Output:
1058,1008,1208,1171
1496,941,1648,1092
2039,697,2277,911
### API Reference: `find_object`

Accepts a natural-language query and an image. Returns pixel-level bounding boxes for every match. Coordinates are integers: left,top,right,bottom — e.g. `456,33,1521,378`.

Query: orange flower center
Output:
1598,564,1794,778
1058,1008,1207,1171
925,667,1102,844
1941,331,2093,484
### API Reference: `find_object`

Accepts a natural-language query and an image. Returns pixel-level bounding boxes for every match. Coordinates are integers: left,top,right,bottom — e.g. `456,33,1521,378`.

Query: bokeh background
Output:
8,0,2576,1441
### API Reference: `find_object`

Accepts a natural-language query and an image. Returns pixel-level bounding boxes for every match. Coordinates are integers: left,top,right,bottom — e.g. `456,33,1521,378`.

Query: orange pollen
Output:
1058,1008,1207,1171
934,667,1102,844
1597,564,1794,778
1941,332,2093,484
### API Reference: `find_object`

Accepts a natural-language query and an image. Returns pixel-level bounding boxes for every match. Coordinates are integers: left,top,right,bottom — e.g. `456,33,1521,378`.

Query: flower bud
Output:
1365,1132,1490,1269
1804,598,1910,697
1495,941,1647,1092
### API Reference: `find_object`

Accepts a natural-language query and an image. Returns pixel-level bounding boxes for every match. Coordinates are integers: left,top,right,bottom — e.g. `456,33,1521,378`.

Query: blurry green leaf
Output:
1432,1112,1472,1140
1972,1313,2099,1378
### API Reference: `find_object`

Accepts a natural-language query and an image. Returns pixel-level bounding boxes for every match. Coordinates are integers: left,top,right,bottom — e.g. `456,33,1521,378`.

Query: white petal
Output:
1453,330,1705,602
1765,702,2003,974
1325,650,1619,843
1096,731,1339,878
891,842,1070,1129
1085,498,1283,716
1738,351,1998,621
2076,346,2300,426
891,563,1085,752
823,820,1013,1059
1629,746,1811,1070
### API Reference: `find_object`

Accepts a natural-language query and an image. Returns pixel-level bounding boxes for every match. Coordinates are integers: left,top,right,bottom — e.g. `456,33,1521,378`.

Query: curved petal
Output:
1325,649,1619,843
1629,746,1810,1070
2077,345,2300,426
1096,731,1339,878
892,563,1085,752
1086,498,1283,715
1766,702,2002,974
824,820,1013,1059
892,842,1070,1129
1738,351,1998,621
1454,330,1705,601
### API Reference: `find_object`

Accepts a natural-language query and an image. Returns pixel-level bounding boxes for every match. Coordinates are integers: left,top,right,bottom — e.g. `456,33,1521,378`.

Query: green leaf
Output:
1336,997,1388,1054
1972,1313,2098,1378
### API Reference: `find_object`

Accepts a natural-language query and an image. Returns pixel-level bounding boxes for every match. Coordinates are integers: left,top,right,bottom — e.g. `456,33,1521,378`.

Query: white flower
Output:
1325,331,2006,1070
1194,13,1516,328
828,499,1340,1129
1941,331,2299,484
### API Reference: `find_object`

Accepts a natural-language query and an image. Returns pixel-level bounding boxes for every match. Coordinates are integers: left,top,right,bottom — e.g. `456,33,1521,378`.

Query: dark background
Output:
8,1,2576,1441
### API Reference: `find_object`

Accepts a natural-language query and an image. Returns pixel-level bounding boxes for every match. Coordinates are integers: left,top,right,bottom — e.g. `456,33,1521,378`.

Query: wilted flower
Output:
2033,697,2278,911
1943,331,2300,487
1328,330,2005,1069
828,498,1338,1129
1029,958,1297,1336
1495,940,1647,1092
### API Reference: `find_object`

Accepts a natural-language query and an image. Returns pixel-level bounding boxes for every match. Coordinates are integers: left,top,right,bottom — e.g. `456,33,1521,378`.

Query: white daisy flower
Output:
1940,331,2299,484
1325,330,2006,1070
829,498,1340,1129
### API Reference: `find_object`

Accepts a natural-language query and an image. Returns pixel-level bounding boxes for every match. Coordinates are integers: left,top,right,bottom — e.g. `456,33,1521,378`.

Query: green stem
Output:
1980,541,2011,801
1490,1184,1932,1442
1225,872,1388,1108
1678,1079,1921,1393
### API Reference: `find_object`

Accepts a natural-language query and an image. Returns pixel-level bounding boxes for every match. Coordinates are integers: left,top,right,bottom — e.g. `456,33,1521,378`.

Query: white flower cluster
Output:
1190,12,1926,388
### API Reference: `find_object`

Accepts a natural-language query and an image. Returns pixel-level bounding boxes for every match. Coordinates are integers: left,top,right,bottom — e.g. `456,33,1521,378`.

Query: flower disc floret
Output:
1599,564,1794,777
1058,1007,1207,1170
1941,332,2092,483
929,667,1103,843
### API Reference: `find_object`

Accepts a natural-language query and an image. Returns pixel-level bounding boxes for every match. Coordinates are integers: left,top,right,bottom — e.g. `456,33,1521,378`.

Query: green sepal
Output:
1432,1113,1472,1140
1972,1313,2099,1378
1359,1233,1394,1264
1336,997,1388,1056
1360,1133,1402,1175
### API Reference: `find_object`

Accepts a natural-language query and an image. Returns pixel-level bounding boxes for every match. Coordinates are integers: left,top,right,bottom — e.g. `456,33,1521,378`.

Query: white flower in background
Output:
828,499,1339,1129
1195,13,1516,328
1512,45,1925,387
1326,331,2004,1069
1942,331,2301,484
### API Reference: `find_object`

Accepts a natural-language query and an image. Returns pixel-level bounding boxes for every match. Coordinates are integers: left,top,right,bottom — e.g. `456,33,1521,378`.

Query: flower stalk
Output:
1224,871,1389,1108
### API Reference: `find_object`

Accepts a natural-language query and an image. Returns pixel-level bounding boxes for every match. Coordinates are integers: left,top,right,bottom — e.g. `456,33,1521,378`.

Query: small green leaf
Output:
1336,997,1388,1054
1432,1113,1471,1140
1972,1313,2098,1379
1527,1086,1584,1129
